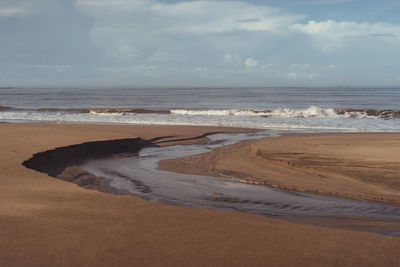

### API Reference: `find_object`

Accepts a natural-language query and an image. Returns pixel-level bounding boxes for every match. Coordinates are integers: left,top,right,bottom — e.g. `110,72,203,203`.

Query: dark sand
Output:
1,123,400,266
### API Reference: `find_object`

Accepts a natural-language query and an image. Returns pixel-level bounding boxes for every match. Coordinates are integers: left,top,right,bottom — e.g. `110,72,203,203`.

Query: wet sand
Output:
1,123,400,266
161,133,400,204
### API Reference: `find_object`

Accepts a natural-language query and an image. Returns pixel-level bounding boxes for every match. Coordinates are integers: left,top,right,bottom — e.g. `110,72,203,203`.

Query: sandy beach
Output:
1,123,400,266
161,133,400,204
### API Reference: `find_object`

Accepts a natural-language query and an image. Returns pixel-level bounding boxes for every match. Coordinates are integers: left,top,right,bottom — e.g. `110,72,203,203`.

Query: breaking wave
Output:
171,106,400,119
87,108,170,115
0,106,170,115
1,105,399,119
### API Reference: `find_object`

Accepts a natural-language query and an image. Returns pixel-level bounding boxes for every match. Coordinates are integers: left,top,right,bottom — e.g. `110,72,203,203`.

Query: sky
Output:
0,0,399,87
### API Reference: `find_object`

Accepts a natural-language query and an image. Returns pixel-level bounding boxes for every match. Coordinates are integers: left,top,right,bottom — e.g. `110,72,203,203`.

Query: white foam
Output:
171,109,236,116
1,107,398,132
89,111,125,116
170,106,340,118
268,106,338,117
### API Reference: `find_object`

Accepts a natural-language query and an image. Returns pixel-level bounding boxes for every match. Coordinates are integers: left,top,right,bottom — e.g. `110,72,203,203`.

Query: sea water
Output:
1,87,399,132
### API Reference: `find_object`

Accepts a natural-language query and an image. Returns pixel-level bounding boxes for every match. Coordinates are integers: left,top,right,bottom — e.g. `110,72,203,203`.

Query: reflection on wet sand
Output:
81,132,400,236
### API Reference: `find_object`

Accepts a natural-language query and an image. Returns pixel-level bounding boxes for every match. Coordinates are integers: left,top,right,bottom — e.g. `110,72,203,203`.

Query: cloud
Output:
76,0,303,34
11,64,74,72
244,58,259,68
195,67,208,72
369,33,397,38
0,7,27,18
291,20,400,51
289,64,309,70
0,0,51,18
148,1,303,33
149,51,186,63
71,0,400,86
307,0,356,4
76,0,304,63
286,72,298,79
105,39,137,61
326,64,337,70
223,54,242,66
224,54,240,62
31,65,73,72
77,0,400,62
278,71,317,80
96,65,158,75
382,74,400,85
274,64,322,80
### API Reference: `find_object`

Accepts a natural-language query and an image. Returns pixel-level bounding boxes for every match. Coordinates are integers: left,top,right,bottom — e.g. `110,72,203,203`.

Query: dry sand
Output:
1,123,400,266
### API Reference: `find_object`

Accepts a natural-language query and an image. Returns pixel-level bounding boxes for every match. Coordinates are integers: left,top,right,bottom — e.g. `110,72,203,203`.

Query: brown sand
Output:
161,133,400,204
1,123,400,266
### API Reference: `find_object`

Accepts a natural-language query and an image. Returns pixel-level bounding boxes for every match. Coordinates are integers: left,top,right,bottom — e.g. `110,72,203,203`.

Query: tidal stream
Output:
80,131,400,236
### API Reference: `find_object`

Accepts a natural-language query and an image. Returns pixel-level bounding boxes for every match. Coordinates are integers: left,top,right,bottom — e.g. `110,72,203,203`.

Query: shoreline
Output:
2,122,400,266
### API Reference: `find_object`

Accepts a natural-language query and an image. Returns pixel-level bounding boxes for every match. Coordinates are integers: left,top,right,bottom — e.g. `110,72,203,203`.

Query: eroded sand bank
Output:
1,123,400,266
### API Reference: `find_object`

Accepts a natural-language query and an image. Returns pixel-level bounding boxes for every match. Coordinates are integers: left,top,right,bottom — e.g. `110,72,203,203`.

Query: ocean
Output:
1,87,399,132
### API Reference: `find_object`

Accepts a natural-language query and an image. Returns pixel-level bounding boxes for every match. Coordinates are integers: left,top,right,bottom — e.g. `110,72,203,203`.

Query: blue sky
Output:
0,0,399,87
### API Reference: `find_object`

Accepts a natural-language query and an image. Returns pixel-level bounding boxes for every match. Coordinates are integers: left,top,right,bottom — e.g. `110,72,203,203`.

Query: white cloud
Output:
77,0,303,35
282,71,317,80
105,39,137,61
291,20,400,51
0,0,51,18
76,0,302,34
308,73,316,80
149,51,186,63
261,64,273,69
14,64,74,72
72,0,400,86
77,0,400,62
0,7,27,18
275,64,319,80
308,0,356,4
97,65,158,74
76,0,304,62
244,58,259,68
382,74,400,85
224,54,239,62
32,65,73,72
148,1,303,33
286,72,298,79
76,0,149,10
195,67,208,72
223,54,242,66
289,64,309,70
